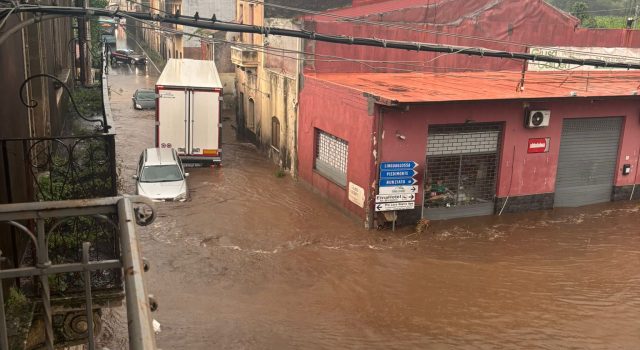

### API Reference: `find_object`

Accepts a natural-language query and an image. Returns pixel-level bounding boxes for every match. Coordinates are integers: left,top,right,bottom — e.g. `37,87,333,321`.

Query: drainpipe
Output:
631,146,640,200
368,100,382,229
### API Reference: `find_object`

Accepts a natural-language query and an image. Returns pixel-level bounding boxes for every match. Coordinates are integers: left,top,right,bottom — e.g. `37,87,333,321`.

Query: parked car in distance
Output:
134,148,189,202
132,89,156,110
111,49,146,65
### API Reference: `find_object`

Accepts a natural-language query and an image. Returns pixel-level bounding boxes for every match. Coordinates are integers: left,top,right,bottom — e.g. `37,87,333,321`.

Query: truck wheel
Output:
129,58,134,65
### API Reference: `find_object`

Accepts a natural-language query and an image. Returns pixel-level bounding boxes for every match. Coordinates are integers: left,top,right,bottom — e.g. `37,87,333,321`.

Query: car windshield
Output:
137,91,155,100
140,165,183,182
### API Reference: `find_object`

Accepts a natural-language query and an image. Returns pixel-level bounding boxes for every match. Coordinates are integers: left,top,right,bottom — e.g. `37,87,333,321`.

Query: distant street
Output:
99,33,640,350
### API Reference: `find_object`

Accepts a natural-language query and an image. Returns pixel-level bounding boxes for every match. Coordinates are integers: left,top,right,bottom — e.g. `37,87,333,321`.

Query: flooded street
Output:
105,42,640,349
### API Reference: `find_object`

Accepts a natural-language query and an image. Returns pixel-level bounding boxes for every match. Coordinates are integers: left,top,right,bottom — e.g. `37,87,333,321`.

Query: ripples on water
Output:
149,143,640,349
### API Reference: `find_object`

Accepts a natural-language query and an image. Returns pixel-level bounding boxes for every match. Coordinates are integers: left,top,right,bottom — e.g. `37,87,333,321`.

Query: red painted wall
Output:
298,76,377,219
304,0,640,73
380,98,640,205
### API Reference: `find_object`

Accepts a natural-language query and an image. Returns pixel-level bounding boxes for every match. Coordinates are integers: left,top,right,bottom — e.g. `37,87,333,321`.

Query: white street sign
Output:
375,193,416,203
375,201,416,212
378,185,419,195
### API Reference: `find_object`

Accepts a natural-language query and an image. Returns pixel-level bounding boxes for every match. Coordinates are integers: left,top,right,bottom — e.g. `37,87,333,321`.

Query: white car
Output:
134,148,189,201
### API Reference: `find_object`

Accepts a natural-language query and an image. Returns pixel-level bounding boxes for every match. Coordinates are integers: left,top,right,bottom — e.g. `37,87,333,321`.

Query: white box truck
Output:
155,58,223,165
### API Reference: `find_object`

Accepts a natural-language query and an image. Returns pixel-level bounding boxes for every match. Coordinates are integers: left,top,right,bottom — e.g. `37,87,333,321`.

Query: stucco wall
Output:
181,0,236,48
298,76,376,222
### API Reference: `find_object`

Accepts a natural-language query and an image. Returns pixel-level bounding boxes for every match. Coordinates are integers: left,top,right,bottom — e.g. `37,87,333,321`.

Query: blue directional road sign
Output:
380,169,418,178
379,177,417,187
380,161,418,170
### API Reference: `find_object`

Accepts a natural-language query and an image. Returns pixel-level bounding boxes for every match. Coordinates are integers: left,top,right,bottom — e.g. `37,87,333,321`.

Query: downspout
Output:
630,146,640,200
368,100,382,229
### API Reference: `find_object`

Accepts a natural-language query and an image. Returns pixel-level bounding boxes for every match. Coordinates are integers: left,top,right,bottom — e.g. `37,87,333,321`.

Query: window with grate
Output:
315,129,348,187
271,117,280,150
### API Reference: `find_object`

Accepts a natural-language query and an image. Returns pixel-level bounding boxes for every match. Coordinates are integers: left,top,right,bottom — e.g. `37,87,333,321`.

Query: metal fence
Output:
0,135,120,297
0,196,158,350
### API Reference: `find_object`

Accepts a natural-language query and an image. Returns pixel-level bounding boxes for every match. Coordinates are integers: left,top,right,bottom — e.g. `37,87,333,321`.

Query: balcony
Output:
0,196,158,349
231,46,259,68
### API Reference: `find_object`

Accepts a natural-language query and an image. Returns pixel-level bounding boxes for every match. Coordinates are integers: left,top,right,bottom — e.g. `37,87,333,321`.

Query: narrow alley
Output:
102,53,640,350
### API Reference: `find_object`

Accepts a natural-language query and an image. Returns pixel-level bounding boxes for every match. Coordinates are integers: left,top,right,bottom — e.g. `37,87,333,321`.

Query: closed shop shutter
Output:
554,117,622,207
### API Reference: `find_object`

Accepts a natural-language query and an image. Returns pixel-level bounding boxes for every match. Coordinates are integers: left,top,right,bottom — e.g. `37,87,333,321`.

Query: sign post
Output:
377,161,419,231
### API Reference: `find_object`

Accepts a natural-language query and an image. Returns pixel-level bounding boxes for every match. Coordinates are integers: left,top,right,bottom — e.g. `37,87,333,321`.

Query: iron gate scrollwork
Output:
1,134,120,295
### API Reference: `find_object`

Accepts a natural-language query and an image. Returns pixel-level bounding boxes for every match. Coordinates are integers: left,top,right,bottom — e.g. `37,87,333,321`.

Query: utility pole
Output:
77,0,92,86
83,0,92,86
76,0,86,84
635,0,639,29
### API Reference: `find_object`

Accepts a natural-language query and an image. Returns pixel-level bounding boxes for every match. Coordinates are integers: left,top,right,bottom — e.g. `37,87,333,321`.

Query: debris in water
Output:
153,319,161,334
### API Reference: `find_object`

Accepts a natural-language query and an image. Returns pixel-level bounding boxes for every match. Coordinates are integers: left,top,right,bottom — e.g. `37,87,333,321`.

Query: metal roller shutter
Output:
554,117,622,207
423,124,502,220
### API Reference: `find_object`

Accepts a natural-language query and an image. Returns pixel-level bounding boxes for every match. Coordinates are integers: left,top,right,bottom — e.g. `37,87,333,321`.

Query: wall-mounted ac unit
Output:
525,110,551,128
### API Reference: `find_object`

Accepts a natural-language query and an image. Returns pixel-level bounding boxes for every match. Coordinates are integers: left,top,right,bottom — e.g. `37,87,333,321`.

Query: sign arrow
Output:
380,161,418,170
379,177,417,187
376,193,416,203
378,185,419,195
374,201,416,212
380,169,418,178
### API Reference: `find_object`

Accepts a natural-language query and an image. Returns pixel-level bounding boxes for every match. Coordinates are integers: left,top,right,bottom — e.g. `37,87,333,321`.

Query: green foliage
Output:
5,288,28,313
568,1,598,27
549,0,630,16
593,15,630,27
48,275,69,294
71,87,103,117
88,0,110,68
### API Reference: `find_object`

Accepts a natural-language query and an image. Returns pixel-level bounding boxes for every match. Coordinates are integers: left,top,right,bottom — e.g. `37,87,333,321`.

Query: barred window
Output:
315,129,348,186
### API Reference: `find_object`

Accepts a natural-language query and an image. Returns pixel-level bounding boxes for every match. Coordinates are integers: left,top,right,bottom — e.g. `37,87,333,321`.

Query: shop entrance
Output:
554,117,622,207
423,123,502,220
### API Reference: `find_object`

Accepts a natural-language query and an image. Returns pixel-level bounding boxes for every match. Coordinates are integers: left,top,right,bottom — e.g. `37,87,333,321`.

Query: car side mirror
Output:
184,173,190,177
132,175,138,180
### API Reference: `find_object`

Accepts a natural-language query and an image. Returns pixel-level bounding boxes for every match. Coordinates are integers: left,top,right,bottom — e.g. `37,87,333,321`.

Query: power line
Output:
3,5,640,70
121,16,470,73
243,0,640,63
120,15,640,87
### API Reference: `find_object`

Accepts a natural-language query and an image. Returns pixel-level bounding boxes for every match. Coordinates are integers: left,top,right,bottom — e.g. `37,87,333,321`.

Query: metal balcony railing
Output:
0,196,158,350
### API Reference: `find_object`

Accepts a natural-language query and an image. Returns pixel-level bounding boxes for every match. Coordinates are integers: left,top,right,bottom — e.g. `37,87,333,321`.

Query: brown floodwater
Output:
103,39,640,349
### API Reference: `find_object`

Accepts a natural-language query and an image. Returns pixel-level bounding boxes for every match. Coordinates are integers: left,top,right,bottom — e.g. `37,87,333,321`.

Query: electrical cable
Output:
243,0,640,63
119,16,640,87
7,5,640,70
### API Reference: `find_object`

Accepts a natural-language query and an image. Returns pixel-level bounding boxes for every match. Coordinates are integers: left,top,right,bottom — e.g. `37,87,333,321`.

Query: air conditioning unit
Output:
525,110,551,128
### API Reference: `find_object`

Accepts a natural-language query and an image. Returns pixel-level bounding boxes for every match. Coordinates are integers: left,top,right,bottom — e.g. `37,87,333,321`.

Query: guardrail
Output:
0,196,158,350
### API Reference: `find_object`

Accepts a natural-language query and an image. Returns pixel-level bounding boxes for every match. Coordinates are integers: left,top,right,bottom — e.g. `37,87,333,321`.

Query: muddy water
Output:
105,56,640,349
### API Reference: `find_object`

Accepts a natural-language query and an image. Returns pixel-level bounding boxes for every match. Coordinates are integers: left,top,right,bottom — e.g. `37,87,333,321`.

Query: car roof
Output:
143,148,178,166
136,89,154,93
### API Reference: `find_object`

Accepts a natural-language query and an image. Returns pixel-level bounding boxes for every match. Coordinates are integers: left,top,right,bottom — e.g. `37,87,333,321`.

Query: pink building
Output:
302,0,640,73
298,71,640,226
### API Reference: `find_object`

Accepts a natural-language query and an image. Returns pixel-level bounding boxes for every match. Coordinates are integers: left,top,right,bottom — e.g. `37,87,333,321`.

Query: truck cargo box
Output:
155,58,223,165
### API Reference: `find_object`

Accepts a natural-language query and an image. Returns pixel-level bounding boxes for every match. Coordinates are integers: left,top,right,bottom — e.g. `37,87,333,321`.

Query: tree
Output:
570,1,597,27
